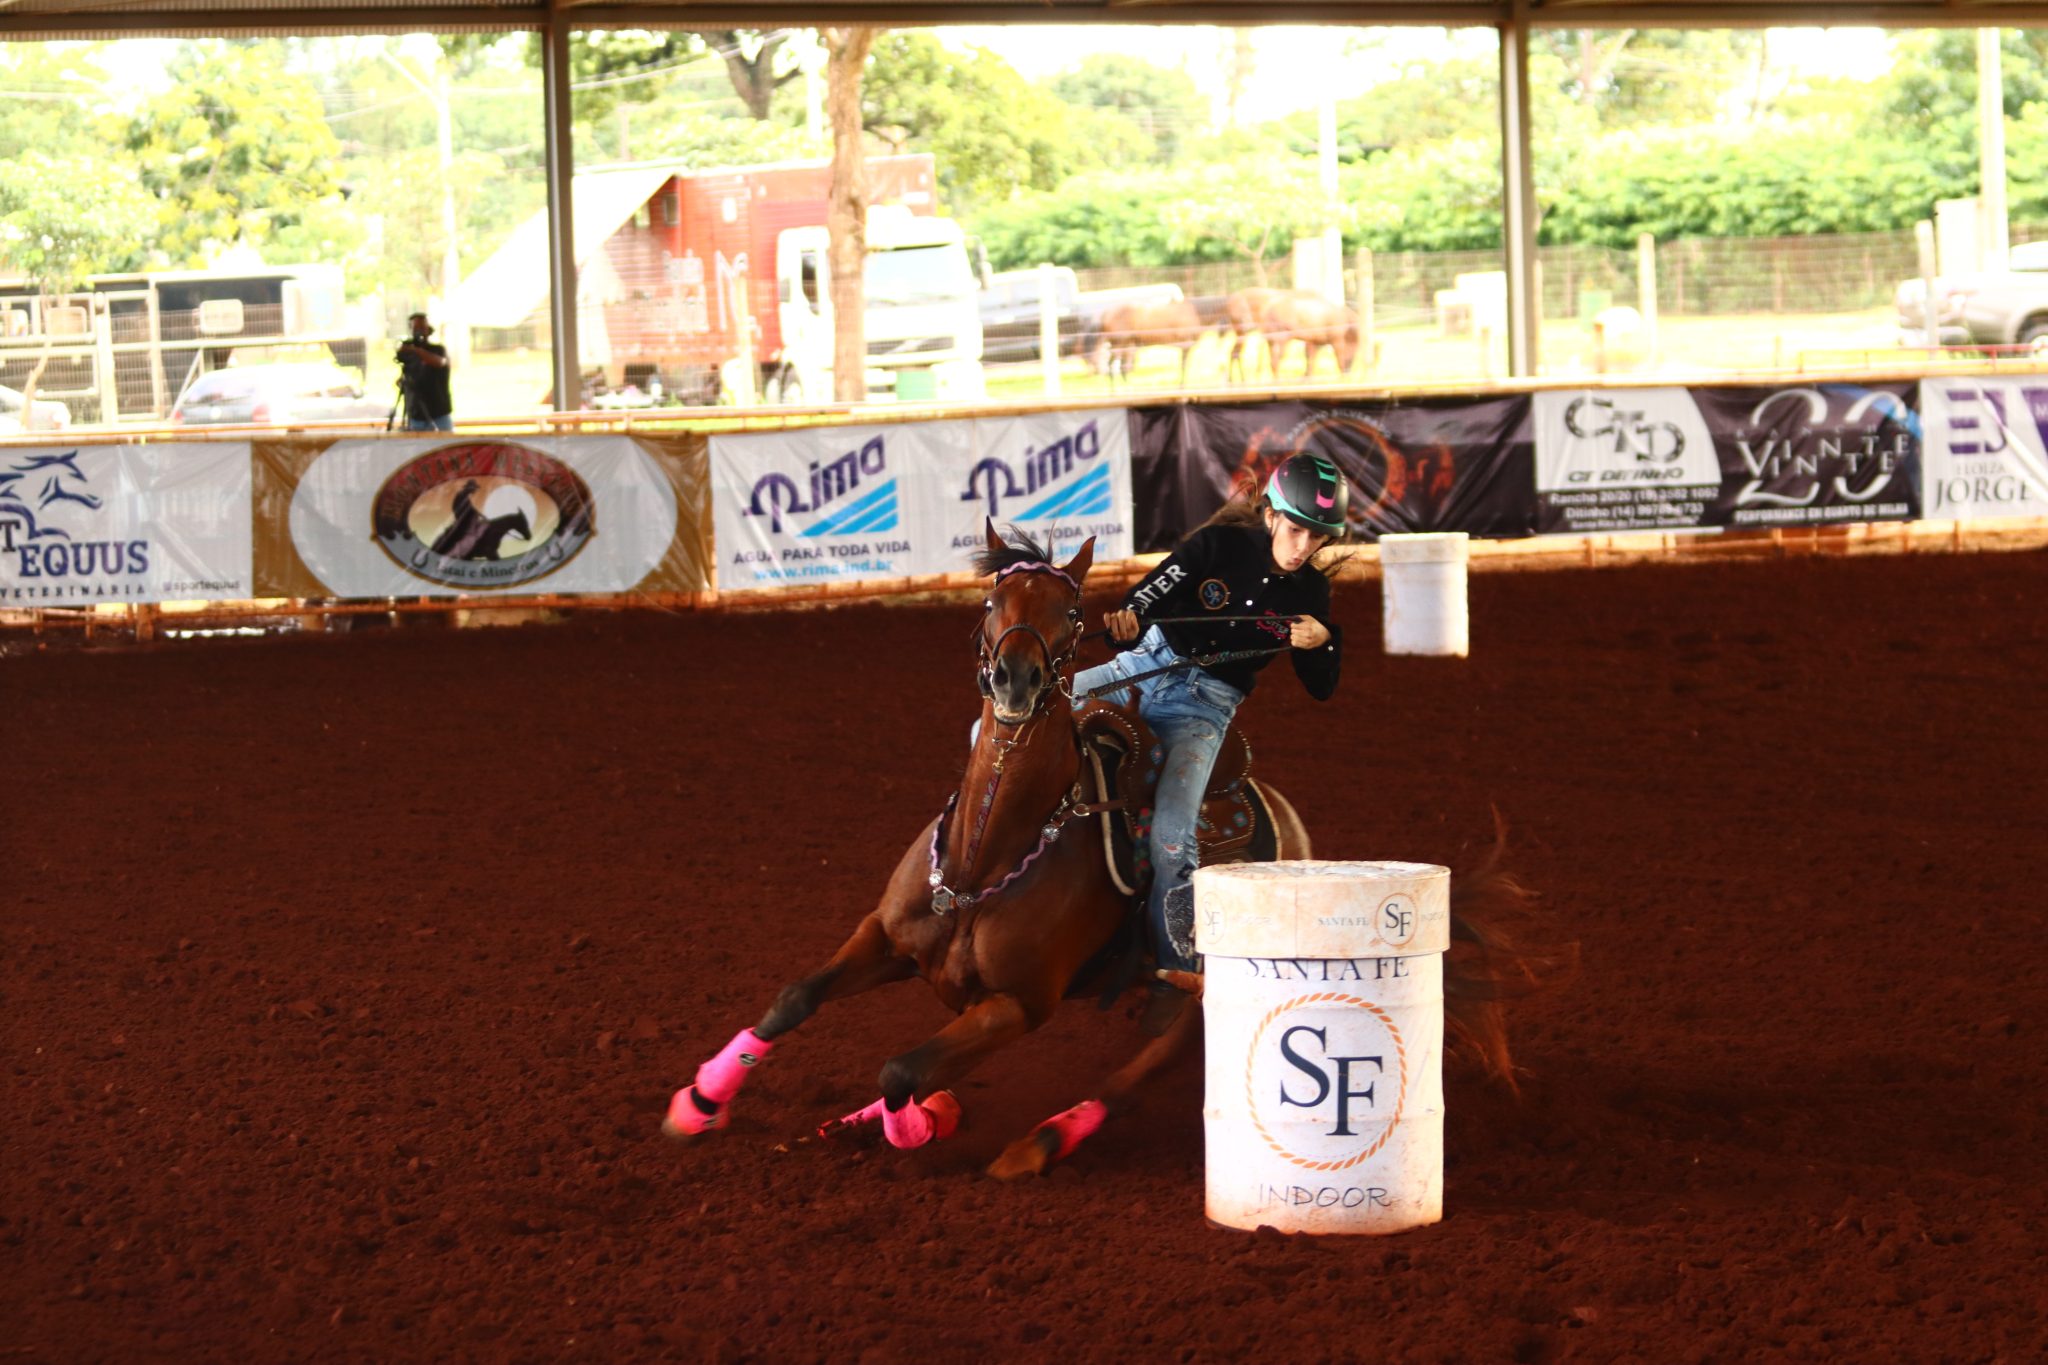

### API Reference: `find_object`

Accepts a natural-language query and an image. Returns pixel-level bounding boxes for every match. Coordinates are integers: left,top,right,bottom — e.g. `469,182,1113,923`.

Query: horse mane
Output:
972,527,1056,578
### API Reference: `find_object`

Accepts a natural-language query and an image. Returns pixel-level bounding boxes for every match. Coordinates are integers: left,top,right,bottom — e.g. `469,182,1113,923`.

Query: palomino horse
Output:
664,526,1546,1177
1223,286,1308,384
1091,298,1207,388
1262,294,1361,381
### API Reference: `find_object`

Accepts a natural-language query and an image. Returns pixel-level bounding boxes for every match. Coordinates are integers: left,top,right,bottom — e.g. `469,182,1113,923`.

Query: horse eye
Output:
982,598,992,610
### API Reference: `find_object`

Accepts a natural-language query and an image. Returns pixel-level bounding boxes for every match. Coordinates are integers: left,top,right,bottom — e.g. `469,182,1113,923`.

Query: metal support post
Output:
1498,9,1540,378
542,9,580,413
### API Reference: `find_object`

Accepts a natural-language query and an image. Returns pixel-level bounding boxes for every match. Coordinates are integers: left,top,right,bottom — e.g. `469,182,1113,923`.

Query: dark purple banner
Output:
1691,382,1920,528
1128,398,1537,550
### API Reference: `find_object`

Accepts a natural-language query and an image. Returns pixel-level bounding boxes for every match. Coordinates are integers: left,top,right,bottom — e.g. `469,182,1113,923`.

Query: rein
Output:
1076,645,1290,702
1081,612,1301,643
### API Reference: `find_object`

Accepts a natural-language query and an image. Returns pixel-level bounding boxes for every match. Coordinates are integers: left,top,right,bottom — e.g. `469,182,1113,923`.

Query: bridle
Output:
974,561,1084,727
930,560,1087,919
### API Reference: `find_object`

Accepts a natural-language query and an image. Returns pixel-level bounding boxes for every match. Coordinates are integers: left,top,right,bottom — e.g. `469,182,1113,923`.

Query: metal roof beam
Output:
13,3,2048,39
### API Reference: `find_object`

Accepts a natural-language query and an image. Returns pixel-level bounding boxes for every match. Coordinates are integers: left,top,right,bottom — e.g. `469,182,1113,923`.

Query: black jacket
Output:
1119,524,1342,700
399,341,453,419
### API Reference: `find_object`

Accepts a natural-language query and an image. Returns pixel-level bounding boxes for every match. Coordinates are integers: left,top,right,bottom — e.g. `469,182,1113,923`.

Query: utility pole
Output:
1317,90,1343,306
1978,28,2010,272
384,47,466,366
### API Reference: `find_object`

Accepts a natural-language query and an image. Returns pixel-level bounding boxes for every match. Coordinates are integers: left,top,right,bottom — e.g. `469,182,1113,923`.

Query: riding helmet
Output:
1264,452,1349,537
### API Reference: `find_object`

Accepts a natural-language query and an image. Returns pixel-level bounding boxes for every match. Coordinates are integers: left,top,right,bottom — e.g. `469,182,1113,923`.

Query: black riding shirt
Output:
1119,523,1342,700
400,341,453,420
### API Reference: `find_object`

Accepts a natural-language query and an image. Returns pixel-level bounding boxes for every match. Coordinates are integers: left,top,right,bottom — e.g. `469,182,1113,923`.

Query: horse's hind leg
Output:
987,1001,1202,1180
825,994,1032,1150
663,915,912,1138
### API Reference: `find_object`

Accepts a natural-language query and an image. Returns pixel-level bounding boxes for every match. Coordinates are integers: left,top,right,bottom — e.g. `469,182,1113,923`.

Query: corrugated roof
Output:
10,2,2048,40
450,163,679,330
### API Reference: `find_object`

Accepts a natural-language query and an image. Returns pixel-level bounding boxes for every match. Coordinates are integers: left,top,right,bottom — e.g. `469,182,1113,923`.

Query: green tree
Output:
1164,158,1375,282
1860,28,2048,183
0,150,158,411
861,33,1079,211
1535,29,1766,129
1046,54,1206,164
0,45,117,159
0,151,157,283
125,42,345,265
1273,57,1500,160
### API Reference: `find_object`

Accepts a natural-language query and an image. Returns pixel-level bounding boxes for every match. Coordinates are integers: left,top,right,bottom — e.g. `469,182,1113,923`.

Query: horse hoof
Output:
922,1090,963,1141
660,1086,728,1138
986,1126,1062,1182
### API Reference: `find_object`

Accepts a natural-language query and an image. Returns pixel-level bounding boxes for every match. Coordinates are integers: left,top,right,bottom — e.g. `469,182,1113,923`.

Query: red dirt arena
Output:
6,547,2046,1364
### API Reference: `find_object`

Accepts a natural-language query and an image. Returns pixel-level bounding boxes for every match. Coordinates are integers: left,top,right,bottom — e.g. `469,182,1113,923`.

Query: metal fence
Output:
1068,224,2048,328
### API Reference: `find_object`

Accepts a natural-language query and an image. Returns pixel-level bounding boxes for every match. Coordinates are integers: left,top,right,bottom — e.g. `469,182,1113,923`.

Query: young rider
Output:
1073,451,1347,1009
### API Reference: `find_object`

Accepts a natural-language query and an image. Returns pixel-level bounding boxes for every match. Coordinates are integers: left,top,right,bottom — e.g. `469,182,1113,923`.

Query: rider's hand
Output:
1105,608,1140,642
1290,617,1331,650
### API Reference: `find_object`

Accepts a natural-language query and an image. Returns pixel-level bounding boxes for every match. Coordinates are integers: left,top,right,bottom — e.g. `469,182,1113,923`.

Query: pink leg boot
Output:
817,1091,961,1147
1035,1099,1108,1160
662,1027,775,1137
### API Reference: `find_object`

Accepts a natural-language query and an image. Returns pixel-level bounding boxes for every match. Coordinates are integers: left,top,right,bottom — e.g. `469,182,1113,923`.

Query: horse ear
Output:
985,518,1006,553
1061,536,1096,585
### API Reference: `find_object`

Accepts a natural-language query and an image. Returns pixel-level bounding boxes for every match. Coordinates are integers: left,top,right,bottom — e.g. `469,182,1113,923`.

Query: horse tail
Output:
1444,812,1578,1094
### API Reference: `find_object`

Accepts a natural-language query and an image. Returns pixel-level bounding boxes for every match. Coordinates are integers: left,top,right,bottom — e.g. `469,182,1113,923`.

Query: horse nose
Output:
992,658,1011,688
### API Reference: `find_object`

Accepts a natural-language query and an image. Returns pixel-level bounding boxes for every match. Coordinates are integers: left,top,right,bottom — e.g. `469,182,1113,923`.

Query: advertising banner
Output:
711,413,1133,589
1918,378,2048,520
1533,389,1722,533
710,420,955,590
1128,399,1537,549
0,441,252,606
1690,383,1920,528
274,436,683,598
940,408,1133,571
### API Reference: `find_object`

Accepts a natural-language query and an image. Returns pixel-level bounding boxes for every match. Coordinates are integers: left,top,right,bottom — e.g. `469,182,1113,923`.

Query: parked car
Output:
170,363,390,427
1896,239,2048,347
0,382,71,434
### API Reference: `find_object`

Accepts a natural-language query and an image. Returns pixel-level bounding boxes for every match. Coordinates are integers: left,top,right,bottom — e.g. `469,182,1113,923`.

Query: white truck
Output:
1896,239,2048,348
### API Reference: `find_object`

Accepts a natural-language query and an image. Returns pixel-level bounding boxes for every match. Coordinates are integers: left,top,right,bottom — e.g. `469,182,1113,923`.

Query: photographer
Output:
395,312,454,432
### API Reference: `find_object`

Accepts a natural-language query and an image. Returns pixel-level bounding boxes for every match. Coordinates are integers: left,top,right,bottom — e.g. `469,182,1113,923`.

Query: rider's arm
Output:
1117,528,1218,632
1289,576,1342,701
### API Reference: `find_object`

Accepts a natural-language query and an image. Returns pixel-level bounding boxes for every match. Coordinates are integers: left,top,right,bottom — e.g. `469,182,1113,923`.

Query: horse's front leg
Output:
823,994,1033,1150
988,992,1203,1181
662,914,913,1138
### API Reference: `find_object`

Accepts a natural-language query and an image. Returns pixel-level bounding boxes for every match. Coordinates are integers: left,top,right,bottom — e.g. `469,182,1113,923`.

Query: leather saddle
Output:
1072,698,1276,899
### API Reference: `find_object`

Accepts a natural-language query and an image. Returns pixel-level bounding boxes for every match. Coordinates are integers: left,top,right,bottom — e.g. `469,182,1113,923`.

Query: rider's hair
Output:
1196,486,1354,578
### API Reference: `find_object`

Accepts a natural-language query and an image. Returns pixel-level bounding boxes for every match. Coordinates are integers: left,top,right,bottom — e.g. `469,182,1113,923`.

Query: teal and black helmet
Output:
1264,452,1348,537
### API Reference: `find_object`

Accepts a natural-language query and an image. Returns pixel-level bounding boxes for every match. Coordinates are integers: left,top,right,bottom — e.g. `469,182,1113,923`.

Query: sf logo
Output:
1278,1025,1384,1137
1564,395,1685,465
1379,893,1416,946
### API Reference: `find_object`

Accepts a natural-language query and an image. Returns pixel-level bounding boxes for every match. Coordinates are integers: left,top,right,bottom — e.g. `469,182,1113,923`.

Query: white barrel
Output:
1195,860,1448,1235
1379,532,1469,657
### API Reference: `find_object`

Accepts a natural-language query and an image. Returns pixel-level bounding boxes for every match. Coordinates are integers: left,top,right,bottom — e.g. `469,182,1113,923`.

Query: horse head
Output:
1337,316,1362,374
973,522,1094,729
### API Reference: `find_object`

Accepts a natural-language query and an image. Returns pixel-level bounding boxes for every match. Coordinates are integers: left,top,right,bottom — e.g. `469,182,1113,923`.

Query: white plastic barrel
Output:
1379,532,1469,657
1195,860,1449,1235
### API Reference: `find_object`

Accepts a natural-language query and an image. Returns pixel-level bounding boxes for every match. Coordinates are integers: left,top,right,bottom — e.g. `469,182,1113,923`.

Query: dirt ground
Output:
6,548,2046,1364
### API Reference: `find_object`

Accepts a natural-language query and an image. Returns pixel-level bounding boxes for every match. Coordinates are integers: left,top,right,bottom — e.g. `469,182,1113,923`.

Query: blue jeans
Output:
1072,626,1243,972
407,413,455,432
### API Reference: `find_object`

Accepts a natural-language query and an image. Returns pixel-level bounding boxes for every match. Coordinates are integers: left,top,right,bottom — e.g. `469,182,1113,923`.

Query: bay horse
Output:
1223,286,1306,384
663,525,1551,1178
1091,298,1207,389
1262,294,1362,381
